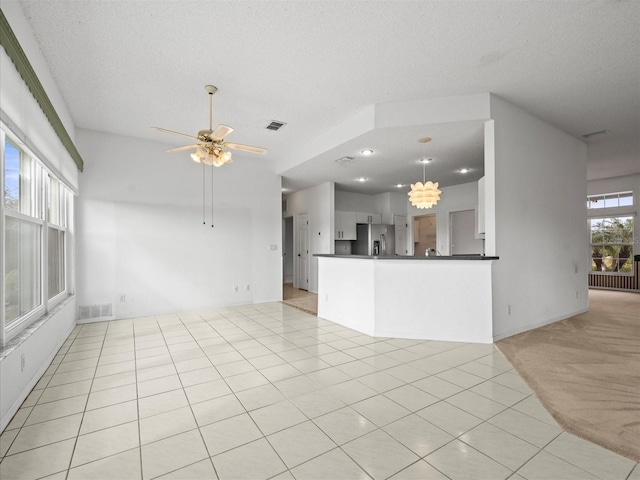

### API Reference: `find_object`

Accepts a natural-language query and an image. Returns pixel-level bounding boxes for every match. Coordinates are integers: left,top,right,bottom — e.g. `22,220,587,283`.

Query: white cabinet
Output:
335,211,357,240
355,212,382,224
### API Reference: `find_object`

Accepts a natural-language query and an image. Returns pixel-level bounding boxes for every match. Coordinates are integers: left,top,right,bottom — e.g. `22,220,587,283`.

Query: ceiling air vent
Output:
265,120,286,131
582,130,610,139
335,156,355,165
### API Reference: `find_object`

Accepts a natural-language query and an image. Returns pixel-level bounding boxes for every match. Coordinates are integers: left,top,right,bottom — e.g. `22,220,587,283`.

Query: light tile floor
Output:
1,302,638,480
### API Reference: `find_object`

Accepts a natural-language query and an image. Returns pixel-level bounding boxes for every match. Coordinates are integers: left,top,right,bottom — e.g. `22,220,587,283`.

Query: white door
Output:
394,215,407,255
283,217,294,284
451,209,483,255
296,213,310,290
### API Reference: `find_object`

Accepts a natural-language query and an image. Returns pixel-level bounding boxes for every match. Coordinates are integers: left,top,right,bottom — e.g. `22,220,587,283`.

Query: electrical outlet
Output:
21,354,26,372
233,285,239,293
120,295,126,302
245,284,250,291
269,244,278,251
508,305,512,315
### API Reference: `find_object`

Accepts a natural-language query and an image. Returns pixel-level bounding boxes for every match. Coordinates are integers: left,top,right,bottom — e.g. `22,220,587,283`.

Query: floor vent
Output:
78,304,113,320
265,120,286,131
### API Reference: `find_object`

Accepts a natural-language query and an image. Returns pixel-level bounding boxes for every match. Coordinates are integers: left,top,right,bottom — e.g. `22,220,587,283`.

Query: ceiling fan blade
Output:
211,124,234,141
167,144,201,153
153,127,199,140
225,142,267,154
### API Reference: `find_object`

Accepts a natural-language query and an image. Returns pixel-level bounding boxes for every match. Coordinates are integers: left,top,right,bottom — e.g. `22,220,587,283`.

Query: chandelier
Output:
408,137,442,209
190,144,233,167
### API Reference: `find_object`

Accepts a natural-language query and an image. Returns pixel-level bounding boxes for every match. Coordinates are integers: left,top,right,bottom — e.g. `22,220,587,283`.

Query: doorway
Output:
413,214,437,256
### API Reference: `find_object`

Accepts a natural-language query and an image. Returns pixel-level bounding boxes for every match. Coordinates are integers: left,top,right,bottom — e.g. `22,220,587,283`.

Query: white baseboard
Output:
77,315,115,324
492,307,589,342
374,329,493,344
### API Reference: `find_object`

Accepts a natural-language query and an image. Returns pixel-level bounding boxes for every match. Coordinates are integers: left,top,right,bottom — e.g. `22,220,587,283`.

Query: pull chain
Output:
211,162,214,227
202,161,205,225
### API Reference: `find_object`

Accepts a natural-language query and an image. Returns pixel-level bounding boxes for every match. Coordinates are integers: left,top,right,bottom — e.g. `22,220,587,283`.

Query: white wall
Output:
588,173,640,197
76,129,282,318
407,181,479,255
1,301,76,431
374,191,407,225
285,182,334,293
335,190,376,212
489,95,588,340
588,139,640,182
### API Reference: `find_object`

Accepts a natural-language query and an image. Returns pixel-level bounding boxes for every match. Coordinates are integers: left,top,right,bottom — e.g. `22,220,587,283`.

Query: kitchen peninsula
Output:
315,254,498,343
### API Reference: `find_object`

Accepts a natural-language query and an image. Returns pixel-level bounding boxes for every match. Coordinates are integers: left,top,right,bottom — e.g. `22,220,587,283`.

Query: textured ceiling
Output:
17,0,640,194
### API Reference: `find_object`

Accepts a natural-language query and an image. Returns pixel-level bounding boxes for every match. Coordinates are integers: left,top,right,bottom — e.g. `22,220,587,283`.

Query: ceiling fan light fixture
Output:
213,149,233,167
155,84,266,168
192,145,207,162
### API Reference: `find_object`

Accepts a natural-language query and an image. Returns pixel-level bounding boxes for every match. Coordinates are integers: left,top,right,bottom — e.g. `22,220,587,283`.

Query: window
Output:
587,191,633,209
590,216,634,273
47,176,67,300
2,127,72,341
4,140,35,215
4,218,41,325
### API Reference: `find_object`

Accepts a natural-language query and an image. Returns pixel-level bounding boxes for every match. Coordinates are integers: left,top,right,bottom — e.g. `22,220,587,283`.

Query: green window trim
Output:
0,8,84,172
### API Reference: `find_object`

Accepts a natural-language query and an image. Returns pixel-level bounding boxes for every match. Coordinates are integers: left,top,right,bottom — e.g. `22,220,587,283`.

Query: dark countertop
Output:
315,254,498,260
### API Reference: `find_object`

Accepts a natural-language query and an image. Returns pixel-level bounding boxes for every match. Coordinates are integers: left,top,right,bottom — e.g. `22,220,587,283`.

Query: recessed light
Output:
356,177,368,182
396,184,404,188
360,149,374,156
459,168,470,174
419,158,432,164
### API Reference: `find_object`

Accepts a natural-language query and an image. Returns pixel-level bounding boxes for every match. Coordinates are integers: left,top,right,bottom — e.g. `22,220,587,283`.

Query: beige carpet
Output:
282,283,318,315
497,289,640,462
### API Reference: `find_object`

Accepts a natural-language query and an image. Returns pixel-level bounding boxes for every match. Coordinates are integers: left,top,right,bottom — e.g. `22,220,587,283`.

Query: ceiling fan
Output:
153,85,266,167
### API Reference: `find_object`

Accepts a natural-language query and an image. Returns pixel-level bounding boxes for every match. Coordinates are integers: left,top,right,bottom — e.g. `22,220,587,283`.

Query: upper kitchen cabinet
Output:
355,212,382,224
335,211,357,240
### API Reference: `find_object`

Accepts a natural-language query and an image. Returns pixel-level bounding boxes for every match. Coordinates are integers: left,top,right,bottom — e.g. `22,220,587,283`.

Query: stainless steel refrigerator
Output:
354,224,396,256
